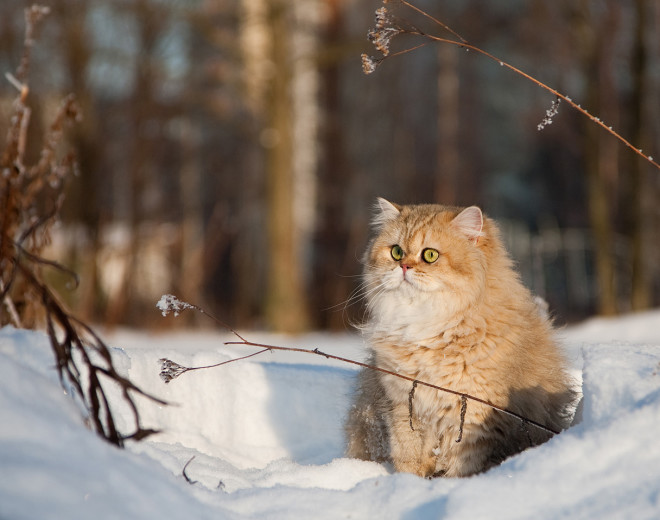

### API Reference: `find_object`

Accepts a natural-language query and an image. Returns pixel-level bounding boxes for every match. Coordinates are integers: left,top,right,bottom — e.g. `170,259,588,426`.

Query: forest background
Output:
1,0,658,333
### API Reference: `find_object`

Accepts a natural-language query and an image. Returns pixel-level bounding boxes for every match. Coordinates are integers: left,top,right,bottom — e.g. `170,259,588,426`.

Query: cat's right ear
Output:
452,206,484,242
372,197,401,228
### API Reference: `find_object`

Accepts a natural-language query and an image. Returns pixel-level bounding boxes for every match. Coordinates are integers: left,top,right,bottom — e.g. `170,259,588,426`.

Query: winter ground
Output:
1,311,660,519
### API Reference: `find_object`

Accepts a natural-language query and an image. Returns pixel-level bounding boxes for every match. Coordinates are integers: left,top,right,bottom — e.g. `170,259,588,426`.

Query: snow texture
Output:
1,311,660,519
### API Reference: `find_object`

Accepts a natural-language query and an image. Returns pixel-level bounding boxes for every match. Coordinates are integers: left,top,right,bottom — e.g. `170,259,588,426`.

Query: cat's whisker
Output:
327,279,388,314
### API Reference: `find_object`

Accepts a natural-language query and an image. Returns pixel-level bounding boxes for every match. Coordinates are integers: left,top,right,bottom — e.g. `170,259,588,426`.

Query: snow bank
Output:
1,310,660,519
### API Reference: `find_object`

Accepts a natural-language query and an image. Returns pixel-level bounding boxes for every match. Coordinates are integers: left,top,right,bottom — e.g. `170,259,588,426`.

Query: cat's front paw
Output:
393,457,437,478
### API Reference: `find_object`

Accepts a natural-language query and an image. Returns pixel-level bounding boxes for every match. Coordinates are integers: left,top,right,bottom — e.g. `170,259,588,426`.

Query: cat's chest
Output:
372,341,498,414
369,295,454,344
373,340,467,381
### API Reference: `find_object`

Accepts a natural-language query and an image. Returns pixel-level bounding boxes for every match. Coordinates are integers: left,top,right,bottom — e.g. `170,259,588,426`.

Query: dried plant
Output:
158,295,561,441
362,0,659,172
1,5,164,446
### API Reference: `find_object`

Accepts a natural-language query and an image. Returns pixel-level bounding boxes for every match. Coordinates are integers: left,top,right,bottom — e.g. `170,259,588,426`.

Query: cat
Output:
345,198,577,478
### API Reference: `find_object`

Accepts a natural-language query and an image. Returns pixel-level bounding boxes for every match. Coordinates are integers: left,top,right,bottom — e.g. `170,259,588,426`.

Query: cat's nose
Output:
401,264,412,274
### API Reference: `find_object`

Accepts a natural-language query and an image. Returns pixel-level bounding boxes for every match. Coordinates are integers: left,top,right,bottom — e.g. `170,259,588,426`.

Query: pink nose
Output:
401,264,412,274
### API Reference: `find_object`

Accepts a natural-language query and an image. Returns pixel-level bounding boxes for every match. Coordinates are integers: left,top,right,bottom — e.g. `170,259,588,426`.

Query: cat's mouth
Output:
396,271,424,292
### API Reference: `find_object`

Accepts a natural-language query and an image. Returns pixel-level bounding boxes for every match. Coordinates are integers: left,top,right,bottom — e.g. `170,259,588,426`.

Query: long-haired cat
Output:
345,198,576,478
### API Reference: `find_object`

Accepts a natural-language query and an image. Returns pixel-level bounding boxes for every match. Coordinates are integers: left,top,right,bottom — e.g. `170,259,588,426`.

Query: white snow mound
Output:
1,311,660,519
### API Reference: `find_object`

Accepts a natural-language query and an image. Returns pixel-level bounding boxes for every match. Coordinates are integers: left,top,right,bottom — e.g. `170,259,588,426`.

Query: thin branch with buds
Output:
362,0,659,172
157,295,561,437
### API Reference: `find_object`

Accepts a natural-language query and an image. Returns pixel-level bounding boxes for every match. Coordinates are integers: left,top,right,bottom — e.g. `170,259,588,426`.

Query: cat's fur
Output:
345,199,576,478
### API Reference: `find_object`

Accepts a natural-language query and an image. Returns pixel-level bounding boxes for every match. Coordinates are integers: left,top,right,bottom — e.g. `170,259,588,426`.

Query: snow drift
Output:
1,310,660,519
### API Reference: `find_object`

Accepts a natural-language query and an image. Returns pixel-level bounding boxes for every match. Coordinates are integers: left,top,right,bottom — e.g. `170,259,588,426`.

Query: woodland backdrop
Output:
1,0,658,332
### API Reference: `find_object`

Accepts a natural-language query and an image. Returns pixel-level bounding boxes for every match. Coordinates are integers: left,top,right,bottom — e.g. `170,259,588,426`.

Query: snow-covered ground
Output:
2,310,660,519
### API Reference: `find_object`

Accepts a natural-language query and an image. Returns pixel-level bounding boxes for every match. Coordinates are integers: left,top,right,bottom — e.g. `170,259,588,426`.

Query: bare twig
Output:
364,0,659,172
157,294,248,343
182,456,198,485
0,278,21,327
158,296,561,437
456,394,468,443
19,262,166,445
408,380,418,431
159,348,270,384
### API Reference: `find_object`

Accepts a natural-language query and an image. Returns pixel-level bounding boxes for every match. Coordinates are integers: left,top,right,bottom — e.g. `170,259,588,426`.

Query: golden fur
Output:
345,199,576,477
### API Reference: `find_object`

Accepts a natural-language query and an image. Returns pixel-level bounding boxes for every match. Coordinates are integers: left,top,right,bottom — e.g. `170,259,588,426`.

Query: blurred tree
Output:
625,0,652,311
263,0,311,332
434,44,460,205
572,0,620,315
106,0,163,325
52,0,104,321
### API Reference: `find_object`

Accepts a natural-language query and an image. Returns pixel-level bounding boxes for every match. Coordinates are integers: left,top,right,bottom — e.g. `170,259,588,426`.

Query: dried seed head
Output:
368,5,402,57
156,294,194,317
361,54,379,75
375,7,389,29
159,358,188,383
368,27,400,57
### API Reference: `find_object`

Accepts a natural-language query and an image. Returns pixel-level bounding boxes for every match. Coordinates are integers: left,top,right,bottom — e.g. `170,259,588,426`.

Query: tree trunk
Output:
106,0,158,326
55,0,103,322
626,0,651,311
179,117,204,325
575,0,618,316
263,0,310,332
435,44,460,205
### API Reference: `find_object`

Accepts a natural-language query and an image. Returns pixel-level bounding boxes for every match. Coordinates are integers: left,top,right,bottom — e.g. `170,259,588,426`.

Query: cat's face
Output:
364,199,488,317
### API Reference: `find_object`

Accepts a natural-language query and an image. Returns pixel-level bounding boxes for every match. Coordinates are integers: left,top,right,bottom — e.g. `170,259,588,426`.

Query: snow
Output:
1,311,660,519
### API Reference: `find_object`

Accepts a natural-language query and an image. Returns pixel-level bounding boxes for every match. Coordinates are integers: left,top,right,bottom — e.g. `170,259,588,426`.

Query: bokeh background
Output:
1,0,658,331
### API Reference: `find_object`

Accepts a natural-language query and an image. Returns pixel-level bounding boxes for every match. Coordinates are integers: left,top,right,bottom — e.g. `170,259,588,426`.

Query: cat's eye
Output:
391,245,403,261
422,248,440,263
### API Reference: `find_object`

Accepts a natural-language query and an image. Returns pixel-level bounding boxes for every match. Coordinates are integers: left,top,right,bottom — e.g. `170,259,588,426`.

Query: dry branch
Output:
408,380,418,431
1,4,163,447
363,0,659,173
157,295,561,437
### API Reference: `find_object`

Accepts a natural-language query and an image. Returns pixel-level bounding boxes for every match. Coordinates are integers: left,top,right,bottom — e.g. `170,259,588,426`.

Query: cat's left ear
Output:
452,206,484,243
372,197,401,228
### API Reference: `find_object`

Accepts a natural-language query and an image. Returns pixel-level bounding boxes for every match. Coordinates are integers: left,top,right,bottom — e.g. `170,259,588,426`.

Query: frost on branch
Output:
538,98,561,131
361,54,379,74
361,5,403,74
368,8,401,57
156,294,194,317
159,358,188,383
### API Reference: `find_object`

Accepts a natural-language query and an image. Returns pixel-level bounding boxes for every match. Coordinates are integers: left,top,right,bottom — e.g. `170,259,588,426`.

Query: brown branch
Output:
367,1,660,173
159,348,270,384
19,262,166,445
182,456,198,485
408,380,418,431
456,395,468,443
158,296,561,437
225,340,561,436
398,0,467,44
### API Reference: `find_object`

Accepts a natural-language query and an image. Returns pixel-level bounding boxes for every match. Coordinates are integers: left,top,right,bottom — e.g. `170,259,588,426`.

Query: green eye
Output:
391,245,403,261
422,248,440,263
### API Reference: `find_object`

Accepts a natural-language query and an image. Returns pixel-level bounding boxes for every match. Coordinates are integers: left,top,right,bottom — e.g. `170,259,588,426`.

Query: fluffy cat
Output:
345,198,576,478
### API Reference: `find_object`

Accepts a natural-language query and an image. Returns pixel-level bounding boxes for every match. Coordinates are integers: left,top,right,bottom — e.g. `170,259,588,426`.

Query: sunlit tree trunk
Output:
574,0,619,316
314,0,348,330
263,0,311,332
435,44,460,205
179,117,204,323
55,0,102,322
626,0,652,311
106,0,158,325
